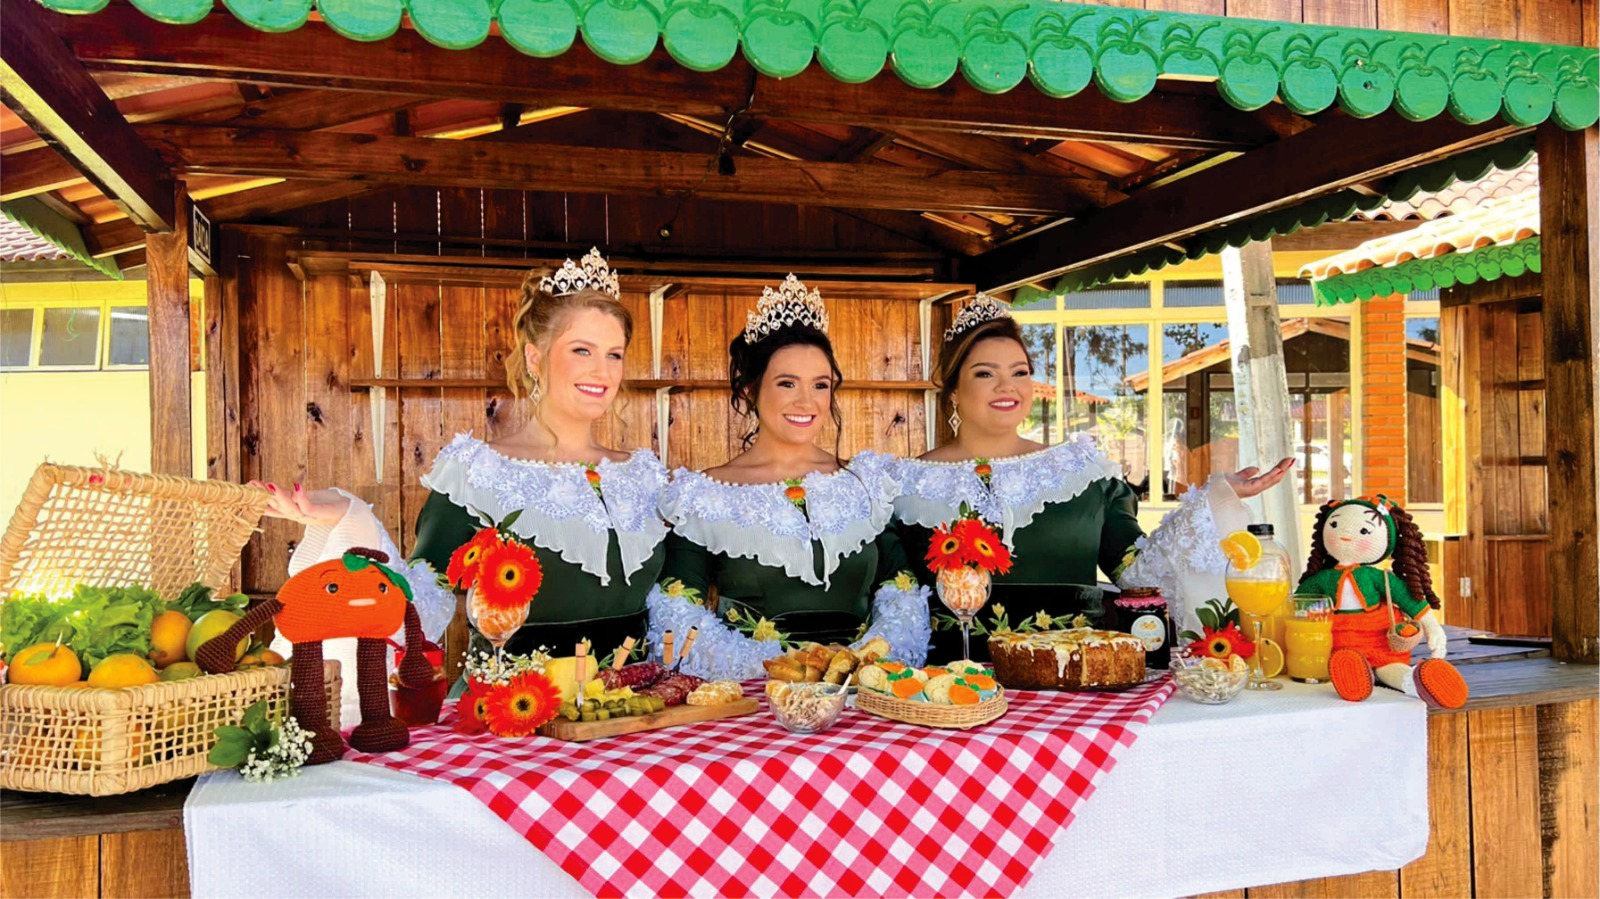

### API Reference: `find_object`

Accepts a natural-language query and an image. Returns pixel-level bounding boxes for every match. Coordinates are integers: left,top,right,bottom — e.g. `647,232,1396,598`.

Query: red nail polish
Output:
266,484,277,493
294,483,302,492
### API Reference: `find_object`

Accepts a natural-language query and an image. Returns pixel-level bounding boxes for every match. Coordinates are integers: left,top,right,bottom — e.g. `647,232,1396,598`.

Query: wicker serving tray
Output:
0,463,278,795
856,688,1007,730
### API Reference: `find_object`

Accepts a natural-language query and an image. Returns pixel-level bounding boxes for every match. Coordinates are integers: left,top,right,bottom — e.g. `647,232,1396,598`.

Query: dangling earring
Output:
529,378,543,406
948,402,961,435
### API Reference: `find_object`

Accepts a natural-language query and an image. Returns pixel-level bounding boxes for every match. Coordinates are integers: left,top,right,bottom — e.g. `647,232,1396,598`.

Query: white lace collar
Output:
419,434,668,586
893,435,1125,548
661,451,900,587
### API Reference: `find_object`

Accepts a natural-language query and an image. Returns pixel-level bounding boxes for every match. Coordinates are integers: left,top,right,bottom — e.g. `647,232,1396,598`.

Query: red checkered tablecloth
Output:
349,676,1175,898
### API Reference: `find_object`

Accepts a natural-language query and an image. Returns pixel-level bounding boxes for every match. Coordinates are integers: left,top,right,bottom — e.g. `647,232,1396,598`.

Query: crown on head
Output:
742,274,829,344
538,247,620,299
943,292,1012,342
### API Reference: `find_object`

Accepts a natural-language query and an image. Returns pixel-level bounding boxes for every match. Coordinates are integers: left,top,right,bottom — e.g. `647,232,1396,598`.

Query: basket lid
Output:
0,464,269,600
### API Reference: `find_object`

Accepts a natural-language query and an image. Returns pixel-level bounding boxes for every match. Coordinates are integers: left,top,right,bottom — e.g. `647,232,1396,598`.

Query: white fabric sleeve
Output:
1118,474,1246,636
644,586,780,681
856,578,932,667
272,489,459,725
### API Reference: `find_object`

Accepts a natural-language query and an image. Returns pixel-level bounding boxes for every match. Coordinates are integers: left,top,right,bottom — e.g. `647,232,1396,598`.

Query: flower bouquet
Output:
452,648,563,738
925,504,1013,660
446,510,543,657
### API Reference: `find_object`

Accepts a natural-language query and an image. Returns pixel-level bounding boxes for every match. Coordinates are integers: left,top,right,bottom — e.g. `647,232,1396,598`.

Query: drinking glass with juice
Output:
1285,596,1333,683
1222,524,1292,691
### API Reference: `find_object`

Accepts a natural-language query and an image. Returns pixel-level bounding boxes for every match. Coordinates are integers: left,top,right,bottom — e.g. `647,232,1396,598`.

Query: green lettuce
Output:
1,585,165,669
166,582,249,621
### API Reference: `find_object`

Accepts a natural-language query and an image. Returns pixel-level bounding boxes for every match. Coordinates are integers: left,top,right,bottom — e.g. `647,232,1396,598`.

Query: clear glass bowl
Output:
767,682,847,734
1171,653,1250,704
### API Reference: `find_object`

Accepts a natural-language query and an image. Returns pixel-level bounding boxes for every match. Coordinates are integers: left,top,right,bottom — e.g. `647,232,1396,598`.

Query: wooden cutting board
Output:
537,697,762,742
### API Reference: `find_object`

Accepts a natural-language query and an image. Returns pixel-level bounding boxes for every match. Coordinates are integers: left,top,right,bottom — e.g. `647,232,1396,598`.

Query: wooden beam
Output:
146,183,191,475
0,147,87,200
57,8,1277,152
1222,241,1300,555
183,89,422,131
0,0,173,230
1267,220,1420,252
137,124,1111,216
965,115,1526,291
1538,122,1599,665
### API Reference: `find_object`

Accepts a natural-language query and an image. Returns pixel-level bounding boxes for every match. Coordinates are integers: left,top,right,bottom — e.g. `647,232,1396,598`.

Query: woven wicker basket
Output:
0,462,330,796
856,688,1007,730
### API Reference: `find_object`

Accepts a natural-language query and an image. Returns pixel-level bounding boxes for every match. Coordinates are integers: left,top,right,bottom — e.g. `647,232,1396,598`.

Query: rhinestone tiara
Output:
943,292,1012,342
538,247,620,299
742,274,829,344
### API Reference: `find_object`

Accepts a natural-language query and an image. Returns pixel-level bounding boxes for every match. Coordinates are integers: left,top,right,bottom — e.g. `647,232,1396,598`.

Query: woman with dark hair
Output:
895,295,1294,662
648,275,930,678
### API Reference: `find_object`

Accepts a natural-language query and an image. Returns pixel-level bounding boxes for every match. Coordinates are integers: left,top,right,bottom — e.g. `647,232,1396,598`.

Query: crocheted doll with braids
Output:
196,548,434,764
1297,496,1468,709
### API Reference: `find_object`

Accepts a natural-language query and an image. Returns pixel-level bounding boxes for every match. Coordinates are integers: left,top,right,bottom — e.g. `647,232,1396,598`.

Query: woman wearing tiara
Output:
252,249,668,712
646,275,931,679
896,294,1293,662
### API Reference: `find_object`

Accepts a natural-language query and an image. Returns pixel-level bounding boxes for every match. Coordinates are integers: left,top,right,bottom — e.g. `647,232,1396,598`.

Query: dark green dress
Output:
650,451,932,677
415,434,669,656
894,437,1247,662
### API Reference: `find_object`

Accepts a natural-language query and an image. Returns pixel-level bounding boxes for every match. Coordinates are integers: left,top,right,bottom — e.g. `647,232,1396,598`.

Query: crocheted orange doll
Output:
196,548,434,764
1296,497,1468,709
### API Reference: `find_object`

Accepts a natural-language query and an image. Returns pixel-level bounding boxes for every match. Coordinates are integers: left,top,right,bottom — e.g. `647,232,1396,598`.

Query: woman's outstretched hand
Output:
1225,458,1296,499
248,481,349,528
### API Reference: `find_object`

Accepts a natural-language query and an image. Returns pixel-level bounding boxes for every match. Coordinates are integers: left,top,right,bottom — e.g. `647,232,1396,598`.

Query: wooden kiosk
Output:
1,0,1595,895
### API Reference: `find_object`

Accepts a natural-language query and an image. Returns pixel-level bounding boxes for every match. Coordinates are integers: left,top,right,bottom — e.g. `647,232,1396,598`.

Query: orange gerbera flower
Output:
924,523,971,572
446,528,502,589
585,465,603,496
974,460,993,481
483,672,562,737
783,478,807,509
956,518,1013,575
1191,623,1256,661
451,679,492,735
476,540,543,611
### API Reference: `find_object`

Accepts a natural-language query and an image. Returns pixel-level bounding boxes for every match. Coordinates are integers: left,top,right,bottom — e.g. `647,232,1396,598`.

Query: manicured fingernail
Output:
294,483,302,492
266,484,277,493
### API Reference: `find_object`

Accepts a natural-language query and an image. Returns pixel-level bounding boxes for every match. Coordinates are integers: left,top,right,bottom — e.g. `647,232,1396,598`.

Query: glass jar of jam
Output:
1113,587,1171,669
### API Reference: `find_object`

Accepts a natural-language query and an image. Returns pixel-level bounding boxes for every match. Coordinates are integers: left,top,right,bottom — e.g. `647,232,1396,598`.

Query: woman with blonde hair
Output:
254,249,668,710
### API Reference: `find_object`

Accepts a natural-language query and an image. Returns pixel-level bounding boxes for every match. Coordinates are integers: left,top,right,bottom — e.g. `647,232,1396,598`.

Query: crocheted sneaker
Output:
1414,658,1469,710
1330,648,1375,702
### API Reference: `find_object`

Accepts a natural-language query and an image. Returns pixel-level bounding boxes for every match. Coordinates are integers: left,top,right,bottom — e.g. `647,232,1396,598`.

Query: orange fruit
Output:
7,643,82,686
1255,638,1285,678
87,654,161,689
1219,530,1263,570
148,610,192,668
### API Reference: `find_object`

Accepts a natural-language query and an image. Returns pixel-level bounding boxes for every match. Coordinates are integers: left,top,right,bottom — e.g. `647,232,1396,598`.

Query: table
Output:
183,682,1427,898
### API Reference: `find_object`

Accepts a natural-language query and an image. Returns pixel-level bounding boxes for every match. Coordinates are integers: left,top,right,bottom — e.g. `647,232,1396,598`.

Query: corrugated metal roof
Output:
1300,189,1540,281
0,209,74,262
1354,160,1539,222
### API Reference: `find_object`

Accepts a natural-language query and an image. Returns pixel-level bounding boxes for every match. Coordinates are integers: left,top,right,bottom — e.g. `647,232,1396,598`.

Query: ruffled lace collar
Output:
661,451,900,587
419,434,668,586
893,435,1125,548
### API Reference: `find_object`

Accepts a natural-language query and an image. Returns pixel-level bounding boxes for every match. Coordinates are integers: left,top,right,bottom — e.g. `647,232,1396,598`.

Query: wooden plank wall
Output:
1441,279,1551,637
227,188,940,595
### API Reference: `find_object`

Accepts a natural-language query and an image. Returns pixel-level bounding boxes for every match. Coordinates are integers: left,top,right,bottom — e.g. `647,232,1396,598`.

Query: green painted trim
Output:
39,0,1598,128
0,198,123,280
1311,236,1540,305
1051,135,1535,294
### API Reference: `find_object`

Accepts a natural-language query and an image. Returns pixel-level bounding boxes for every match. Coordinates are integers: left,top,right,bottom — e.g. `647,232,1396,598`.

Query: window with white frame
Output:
0,300,149,371
1014,276,1425,508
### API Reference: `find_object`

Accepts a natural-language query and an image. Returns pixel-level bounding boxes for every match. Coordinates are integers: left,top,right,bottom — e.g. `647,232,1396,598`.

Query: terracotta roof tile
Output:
1301,187,1539,280
1354,159,1539,221
0,210,73,262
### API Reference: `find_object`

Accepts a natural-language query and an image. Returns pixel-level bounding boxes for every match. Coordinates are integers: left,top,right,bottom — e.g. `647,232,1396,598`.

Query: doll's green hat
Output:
1322,495,1399,560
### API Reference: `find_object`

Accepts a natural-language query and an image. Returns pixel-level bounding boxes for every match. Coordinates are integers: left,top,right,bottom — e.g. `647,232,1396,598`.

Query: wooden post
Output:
146,184,192,476
1538,122,1599,664
1222,241,1301,556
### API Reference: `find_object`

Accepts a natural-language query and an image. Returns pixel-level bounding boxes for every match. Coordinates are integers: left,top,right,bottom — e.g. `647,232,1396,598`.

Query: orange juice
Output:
1225,578,1290,617
1285,616,1333,682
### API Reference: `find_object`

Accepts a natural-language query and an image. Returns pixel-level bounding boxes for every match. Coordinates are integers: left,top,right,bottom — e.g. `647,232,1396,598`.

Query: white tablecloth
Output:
185,683,1428,898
